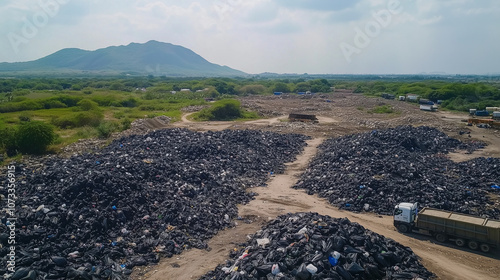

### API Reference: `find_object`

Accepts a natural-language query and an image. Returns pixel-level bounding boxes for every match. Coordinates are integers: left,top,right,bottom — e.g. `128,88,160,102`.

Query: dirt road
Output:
135,136,500,280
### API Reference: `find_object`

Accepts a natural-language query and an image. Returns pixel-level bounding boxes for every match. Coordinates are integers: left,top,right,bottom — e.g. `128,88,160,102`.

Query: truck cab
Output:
393,202,418,233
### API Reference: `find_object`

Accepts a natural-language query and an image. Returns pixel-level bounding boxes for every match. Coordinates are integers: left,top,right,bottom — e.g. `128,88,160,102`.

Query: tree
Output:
295,82,311,92
109,82,124,91
215,81,236,95
238,84,266,95
273,82,289,93
77,99,99,111
17,121,56,154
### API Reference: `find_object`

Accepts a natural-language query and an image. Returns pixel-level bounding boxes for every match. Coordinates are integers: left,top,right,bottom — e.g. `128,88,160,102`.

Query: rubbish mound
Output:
294,125,500,218
0,128,310,279
200,212,434,280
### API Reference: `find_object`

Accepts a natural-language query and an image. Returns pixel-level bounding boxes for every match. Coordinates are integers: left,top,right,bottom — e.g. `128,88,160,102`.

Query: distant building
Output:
196,88,210,93
407,94,419,102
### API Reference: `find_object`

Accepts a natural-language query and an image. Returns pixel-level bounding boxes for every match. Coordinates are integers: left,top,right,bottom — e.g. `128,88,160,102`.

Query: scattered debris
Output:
294,126,500,218
0,128,309,279
200,212,434,280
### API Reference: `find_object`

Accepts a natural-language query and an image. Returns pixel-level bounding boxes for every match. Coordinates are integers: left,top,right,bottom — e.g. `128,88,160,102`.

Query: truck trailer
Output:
394,202,500,252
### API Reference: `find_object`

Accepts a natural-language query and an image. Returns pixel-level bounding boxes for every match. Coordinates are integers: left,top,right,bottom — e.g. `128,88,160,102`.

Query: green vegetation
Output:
193,99,259,121
16,121,56,154
369,105,397,114
354,80,500,111
96,121,118,139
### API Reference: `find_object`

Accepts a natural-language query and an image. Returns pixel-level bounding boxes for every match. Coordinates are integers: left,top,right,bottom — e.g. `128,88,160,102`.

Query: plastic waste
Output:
271,263,280,275
305,264,317,274
293,125,497,218
256,238,270,248
0,129,310,279
200,212,434,280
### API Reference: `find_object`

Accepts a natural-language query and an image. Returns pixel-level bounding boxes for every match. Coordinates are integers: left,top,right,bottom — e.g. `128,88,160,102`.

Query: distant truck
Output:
418,99,434,105
381,93,395,100
420,105,437,112
494,111,500,120
475,110,490,116
394,202,500,252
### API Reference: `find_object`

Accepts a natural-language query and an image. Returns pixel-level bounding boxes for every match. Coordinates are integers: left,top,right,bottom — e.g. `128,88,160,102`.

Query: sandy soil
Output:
130,95,500,280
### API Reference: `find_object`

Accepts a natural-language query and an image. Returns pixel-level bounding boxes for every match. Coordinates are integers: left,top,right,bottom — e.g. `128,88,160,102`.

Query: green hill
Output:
0,41,246,77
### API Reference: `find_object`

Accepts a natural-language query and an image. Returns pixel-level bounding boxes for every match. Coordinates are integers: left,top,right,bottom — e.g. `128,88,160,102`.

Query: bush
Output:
77,99,99,111
110,101,123,107
51,116,77,129
74,111,104,127
238,84,266,95
18,112,32,122
121,118,132,131
75,126,98,139
42,100,68,109
193,99,256,121
369,105,396,114
17,121,56,154
96,121,117,139
91,95,119,106
17,100,43,111
210,100,242,120
121,97,139,108
0,127,18,156
52,95,83,107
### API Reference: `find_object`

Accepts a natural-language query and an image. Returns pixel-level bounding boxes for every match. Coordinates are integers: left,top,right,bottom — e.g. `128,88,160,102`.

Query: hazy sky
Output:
0,0,499,74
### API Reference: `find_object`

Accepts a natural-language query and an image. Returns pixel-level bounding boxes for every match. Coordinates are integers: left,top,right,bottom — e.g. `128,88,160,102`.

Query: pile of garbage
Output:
294,126,500,218
201,212,434,280
0,128,309,279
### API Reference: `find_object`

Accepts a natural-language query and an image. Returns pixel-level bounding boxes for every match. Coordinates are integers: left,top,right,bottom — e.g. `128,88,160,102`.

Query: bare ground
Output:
126,94,500,280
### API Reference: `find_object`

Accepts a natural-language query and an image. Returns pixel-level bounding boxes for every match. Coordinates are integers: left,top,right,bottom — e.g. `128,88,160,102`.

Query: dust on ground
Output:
129,94,500,280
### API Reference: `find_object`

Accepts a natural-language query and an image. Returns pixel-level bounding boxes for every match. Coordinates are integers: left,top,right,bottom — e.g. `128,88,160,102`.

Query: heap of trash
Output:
0,128,309,280
294,126,500,218
200,212,434,280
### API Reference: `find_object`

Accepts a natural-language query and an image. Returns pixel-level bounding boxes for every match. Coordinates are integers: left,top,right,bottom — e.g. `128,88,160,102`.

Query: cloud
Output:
0,0,499,74
275,0,361,11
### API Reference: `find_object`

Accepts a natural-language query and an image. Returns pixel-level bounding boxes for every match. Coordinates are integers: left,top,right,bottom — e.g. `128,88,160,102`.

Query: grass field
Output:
0,88,213,154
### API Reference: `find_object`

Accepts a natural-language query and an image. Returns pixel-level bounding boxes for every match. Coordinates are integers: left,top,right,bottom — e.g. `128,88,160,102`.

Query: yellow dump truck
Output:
394,202,500,253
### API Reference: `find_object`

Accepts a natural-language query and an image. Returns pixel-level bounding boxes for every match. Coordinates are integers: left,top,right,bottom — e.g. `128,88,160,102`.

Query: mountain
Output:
0,41,246,77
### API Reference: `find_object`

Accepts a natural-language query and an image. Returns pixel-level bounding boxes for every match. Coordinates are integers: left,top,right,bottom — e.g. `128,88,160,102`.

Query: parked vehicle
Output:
394,202,500,252
475,110,490,116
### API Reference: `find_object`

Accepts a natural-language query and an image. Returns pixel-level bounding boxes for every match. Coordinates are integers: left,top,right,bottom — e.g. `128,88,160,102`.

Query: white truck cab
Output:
393,202,418,232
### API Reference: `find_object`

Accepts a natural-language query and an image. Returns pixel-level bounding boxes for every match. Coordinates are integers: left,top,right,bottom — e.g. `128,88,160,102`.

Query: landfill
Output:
294,125,500,218
0,128,310,279
200,212,434,280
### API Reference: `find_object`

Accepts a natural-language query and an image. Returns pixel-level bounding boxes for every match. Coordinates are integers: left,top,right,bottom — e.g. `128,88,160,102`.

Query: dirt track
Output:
132,94,500,280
